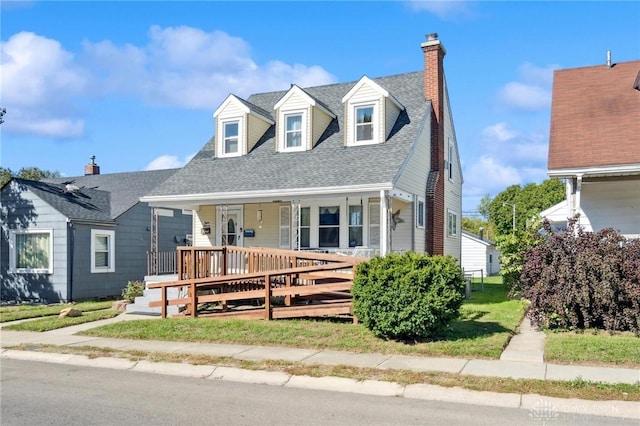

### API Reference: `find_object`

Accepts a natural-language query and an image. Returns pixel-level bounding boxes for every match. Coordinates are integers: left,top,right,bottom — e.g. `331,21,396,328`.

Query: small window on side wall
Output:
447,210,458,237
91,229,115,273
416,197,425,228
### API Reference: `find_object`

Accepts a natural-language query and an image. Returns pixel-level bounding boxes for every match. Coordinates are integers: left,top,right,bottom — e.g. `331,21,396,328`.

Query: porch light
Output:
257,209,263,228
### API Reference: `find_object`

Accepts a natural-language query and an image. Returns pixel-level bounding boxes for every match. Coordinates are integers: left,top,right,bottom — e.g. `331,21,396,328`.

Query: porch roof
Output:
142,72,430,203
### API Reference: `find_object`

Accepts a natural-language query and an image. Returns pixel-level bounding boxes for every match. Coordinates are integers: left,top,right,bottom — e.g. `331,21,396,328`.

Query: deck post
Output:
284,274,291,306
190,280,197,318
264,274,272,320
222,246,227,276
161,285,167,319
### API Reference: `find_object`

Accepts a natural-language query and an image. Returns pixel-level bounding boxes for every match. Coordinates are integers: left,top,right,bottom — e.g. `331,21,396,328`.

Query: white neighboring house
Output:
461,231,500,277
547,59,640,239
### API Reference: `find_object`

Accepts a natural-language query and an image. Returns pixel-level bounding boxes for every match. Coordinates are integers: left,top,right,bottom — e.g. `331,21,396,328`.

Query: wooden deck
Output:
147,246,368,321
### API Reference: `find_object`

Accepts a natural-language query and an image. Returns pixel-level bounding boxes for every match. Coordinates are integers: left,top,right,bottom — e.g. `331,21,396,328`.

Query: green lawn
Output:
3,309,121,332
0,301,115,323
81,277,527,360
545,330,640,368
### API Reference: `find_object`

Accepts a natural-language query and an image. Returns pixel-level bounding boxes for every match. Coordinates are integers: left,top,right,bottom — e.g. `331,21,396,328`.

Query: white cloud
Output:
83,26,337,110
482,122,518,143
496,63,557,111
2,26,337,138
145,153,196,170
1,32,89,138
464,155,522,197
405,0,473,20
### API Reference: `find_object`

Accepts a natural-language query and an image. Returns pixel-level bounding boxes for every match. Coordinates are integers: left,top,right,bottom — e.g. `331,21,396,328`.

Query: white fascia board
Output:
390,189,412,202
548,164,640,178
213,94,250,118
341,76,404,111
275,85,336,119
140,183,393,205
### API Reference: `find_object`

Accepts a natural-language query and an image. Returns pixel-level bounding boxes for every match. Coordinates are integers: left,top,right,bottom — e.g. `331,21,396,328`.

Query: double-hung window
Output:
285,113,303,149
9,229,53,273
447,210,458,237
223,121,239,156
416,197,425,228
348,205,363,247
299,207,311,248
91,229,115,273
355,105,374,143
318,206,340,248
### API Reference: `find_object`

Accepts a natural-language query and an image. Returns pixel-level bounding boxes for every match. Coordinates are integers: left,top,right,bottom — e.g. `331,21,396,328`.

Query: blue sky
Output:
1,1,639,212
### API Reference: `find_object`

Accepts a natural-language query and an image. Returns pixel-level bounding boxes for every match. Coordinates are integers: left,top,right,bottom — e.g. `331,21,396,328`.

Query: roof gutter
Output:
140,183,394,205
548,164,640,179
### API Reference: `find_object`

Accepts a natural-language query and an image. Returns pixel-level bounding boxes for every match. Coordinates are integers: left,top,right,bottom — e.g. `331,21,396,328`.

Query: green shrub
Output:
352,252,465,341
121,280,145,303
521,219,640,333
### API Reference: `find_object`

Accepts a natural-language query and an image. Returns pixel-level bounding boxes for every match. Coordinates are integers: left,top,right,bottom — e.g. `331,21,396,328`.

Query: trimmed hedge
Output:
521,220,640,333
352,252,465,340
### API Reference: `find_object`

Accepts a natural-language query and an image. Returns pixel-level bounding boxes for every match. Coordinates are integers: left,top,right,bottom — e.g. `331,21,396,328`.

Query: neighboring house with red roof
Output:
142,34,463,258
545,58,640,237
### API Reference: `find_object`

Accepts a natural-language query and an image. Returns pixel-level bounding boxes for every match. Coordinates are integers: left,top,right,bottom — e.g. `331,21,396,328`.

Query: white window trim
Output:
218,117,243,158
91,229,115,273
416,197,425,228
347,101,380,146
9,229,53,274
279,109,307,152
447,209,458,238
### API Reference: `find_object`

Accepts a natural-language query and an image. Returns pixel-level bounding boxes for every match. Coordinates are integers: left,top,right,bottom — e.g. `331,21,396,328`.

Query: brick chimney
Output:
84,155,100,175
421,33,446,256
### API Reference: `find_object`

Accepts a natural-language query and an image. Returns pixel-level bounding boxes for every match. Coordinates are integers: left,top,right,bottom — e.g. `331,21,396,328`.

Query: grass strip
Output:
0,301,115,322
8,343,639,402
545,330,640,368
3,310,121,332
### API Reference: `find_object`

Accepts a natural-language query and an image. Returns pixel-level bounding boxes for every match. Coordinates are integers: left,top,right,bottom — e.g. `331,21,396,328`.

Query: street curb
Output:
2,349,638,420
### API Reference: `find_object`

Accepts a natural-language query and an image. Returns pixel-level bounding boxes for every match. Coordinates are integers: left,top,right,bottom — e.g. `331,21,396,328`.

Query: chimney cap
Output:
426,33,438,41
421,32,446,54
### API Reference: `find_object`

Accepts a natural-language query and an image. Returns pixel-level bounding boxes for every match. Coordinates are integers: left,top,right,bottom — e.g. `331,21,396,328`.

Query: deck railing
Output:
146,251,178,276
147,246,368,320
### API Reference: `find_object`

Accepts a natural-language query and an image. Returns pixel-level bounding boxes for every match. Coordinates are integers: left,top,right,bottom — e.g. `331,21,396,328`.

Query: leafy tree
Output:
0,167,61,187
477,194,492,219
461,217,494,240
487,179,565,237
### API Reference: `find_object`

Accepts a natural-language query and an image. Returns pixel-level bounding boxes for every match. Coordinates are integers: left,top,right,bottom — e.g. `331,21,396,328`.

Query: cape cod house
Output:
546,57,640,237
0,158,192,302
141,34,463,259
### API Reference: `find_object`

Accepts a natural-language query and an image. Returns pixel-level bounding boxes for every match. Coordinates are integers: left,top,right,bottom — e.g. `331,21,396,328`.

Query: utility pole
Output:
503,202,516,232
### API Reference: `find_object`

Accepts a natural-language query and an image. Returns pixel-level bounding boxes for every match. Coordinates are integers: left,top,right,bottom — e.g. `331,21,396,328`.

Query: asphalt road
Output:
0,359,633,426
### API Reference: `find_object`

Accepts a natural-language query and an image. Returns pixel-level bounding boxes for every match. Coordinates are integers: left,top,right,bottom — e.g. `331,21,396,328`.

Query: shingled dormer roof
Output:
548,60,640,173
145,71,428,200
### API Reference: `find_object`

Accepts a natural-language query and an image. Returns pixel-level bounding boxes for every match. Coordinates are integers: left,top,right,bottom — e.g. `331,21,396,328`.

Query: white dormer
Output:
341,76,404,147
274,85,336,153
213,94,274,158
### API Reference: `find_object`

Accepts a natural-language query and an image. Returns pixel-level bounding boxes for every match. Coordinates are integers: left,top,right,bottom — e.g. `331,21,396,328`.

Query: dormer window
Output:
355,105,375,143
282,111,306,151
342,76,403,147
223,120,240,155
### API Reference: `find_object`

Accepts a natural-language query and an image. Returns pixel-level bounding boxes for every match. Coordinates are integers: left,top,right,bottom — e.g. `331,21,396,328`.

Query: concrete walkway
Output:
1,313,639,421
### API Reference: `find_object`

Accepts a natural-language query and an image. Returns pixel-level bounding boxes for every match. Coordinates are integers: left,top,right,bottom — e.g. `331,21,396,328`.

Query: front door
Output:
217,206,243,247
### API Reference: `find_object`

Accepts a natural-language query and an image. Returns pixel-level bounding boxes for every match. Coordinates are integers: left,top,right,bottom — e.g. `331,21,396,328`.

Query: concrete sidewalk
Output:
1,313,639,421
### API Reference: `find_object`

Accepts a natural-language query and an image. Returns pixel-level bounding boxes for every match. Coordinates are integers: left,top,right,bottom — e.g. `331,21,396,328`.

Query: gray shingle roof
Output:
146,71,430,198
40,169,180,219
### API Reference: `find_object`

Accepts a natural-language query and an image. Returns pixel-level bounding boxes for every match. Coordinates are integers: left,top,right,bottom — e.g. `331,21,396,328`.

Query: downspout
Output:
67,220,75,302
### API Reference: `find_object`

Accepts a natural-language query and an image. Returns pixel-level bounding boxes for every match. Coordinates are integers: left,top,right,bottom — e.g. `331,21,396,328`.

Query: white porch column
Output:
575,174,583,225
380,190,389,255
565,179,573,219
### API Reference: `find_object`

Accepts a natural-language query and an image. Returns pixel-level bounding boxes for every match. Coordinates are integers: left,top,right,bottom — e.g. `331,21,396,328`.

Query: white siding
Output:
384,97,402,140
390,200,413,252
193,206,216,247
393,112,431,252
247,114,272,153
312,107,333,148
442,80,462,260
461,234,500,276
580,179,640,237
242,203,282,248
